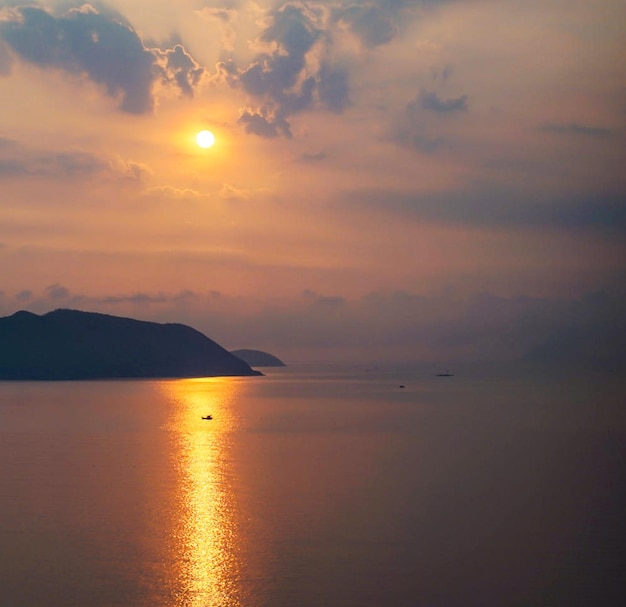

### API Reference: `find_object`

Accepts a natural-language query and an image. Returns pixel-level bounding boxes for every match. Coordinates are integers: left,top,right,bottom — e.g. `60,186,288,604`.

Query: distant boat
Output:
436,372,454,377
201,415,213,420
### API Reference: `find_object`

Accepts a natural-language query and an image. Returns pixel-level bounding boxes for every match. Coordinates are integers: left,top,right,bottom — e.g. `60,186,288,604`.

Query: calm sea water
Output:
1,364,624,607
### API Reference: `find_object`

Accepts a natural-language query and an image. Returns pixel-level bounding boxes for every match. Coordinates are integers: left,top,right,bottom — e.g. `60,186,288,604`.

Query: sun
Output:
196,130,215,149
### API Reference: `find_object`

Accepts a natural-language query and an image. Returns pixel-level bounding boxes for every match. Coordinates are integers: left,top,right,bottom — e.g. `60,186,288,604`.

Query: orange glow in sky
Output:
1,0,625,365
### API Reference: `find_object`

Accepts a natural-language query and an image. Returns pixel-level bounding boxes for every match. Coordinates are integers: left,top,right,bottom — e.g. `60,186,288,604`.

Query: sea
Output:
1,363,624,607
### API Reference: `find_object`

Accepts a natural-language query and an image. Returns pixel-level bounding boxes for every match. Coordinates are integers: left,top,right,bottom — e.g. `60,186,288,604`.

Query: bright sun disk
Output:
196,130,215,148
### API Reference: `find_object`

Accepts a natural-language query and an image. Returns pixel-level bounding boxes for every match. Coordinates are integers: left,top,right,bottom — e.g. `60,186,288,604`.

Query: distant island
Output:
0,309,262,380
231,349,286,367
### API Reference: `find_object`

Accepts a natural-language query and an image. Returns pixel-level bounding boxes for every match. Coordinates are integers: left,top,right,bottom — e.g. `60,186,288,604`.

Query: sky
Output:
1,0,625,367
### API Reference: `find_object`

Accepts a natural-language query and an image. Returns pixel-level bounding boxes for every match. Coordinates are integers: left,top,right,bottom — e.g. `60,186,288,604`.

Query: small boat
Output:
436,372,454,377
201,415,213,420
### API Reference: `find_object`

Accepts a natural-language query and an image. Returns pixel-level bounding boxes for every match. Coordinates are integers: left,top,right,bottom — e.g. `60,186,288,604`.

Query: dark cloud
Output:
230,0,457,138
318,64,350,113
236,3,321,135
1,288,197,317
0,136,15,149
0,139,149,182
15,289,33,302
240,5,320,96
333,3,398,48
431,64,453,81
330,0,448,49
0,5,204,113
238,108,292,138
302,289,346,307
0,143,108,178
194,0,241,8
390,87,467,152
0,39,12,75
234,2,350,138
394,131,443,153
213,59,239,86
211,9,232,23
45,283,70,300
540,122,613,138
154,44,205,98
299,150,328,162
0,159,22,176
343,187,626,233
98,290,197,305
418,90,468,113
53,152,109,176
0,5,155,113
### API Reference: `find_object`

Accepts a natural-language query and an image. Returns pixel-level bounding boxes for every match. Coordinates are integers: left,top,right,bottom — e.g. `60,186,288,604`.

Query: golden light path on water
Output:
161,378,244,607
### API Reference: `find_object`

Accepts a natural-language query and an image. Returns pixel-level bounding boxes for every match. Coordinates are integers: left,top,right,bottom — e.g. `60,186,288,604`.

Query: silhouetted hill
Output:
0,309,262,380
231,349,286,367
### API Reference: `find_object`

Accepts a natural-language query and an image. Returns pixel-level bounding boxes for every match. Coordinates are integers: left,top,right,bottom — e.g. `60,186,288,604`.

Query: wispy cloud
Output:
0,140,107,178
540,122,613,138
0,139,150,182
343,187,626,233
418,90,468,113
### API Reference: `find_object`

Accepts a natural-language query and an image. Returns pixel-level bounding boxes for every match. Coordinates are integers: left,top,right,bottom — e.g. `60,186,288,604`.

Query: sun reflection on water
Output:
161,378,243,607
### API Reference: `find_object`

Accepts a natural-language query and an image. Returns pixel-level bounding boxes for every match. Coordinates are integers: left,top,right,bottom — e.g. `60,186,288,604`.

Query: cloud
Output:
0,141,108,178
330,0,445,48
237,2,320,127
154,44,205,98
233,2,350,137
97,290,197,305
219,183,251,200
196,6,238,52
302,289,346,308
0,139,150,182
332,3,398,48
540,122,613,138
418,90,468,113
0,4,205,113
212,58,239,86
299,150,327,162
395,132,443,153
142,185,202,200
318,63,350,113
0,5,155,113
108,157,152,184
228,0,457,138
45,283,70,300
2,286,198,314
238,107,292,138
390,86,468,152
0,136,15,149
239,4,320,95
15,289,33,302
0,39,12,74
342,186,626,233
